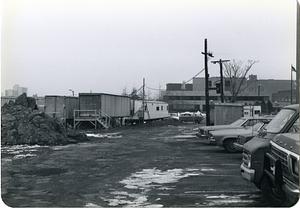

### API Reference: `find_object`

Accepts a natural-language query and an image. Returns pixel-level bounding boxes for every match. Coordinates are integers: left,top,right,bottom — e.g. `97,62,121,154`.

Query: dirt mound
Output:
1,93,87,145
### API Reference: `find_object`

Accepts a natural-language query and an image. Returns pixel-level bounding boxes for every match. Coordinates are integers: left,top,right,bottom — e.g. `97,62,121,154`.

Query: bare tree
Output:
224,59,257,102
129,87,142,99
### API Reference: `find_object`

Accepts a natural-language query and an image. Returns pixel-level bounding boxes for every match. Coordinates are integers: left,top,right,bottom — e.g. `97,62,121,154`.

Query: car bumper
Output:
283,182,300,203
240,163,255,182
196,133,216,144
196,133,207,139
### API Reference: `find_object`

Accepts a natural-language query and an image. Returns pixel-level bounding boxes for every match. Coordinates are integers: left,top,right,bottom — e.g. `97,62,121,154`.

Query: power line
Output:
185,68,205,83
146,86,161,91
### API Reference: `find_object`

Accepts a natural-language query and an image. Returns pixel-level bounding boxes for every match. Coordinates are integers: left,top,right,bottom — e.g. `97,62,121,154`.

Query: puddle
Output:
104,168,203,207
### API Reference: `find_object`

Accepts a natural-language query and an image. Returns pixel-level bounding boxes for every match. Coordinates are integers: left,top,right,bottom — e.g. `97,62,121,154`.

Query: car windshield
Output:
230,118,246,127
250,122,264,131
265,109,296,133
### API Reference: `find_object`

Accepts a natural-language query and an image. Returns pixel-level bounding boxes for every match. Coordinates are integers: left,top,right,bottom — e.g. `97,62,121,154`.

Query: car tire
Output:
223,138,238,153
260,175,285,206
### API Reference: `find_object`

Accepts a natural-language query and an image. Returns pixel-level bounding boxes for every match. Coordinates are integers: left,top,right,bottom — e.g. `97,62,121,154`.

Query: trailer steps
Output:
73,110,112,129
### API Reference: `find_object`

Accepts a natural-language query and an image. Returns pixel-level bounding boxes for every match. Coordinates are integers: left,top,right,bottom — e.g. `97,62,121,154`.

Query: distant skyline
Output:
1,0,297,96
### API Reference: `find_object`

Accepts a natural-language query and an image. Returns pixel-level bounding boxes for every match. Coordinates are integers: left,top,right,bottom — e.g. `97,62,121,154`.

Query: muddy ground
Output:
2,123,274,207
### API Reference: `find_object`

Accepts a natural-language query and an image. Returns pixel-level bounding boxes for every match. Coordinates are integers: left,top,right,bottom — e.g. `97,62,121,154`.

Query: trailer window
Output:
156,106,159,111
161,106,163,110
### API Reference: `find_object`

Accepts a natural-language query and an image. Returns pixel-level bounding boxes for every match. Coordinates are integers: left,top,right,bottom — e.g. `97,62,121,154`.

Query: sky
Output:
1,0,297,96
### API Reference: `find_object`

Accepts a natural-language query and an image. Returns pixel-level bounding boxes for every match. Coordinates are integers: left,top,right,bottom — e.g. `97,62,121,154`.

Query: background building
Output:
163,74,291,113
4,84,28,97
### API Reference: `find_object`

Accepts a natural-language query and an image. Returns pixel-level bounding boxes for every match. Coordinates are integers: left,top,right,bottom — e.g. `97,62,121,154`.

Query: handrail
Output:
73,109,112,128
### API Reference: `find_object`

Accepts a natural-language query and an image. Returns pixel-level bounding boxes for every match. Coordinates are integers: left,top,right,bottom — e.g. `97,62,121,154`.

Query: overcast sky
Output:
1,0,297,96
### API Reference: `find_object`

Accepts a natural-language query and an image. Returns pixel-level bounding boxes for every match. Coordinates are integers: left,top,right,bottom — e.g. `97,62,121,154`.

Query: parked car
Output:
196,116,272,141
240,104,299,204
209,120,271,153
233,122,271,152
179,112,204,123
262,133,299,206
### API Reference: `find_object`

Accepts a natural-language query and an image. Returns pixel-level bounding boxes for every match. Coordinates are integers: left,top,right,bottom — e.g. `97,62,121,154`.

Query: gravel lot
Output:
1,123,274,207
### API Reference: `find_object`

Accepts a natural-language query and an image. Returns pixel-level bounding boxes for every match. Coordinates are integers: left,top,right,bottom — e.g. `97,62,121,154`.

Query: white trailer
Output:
130,100,169,121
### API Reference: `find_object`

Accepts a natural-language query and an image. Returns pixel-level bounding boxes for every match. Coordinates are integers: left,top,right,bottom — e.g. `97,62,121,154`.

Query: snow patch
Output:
173,135,196,139
13,154,37,159
86,132,122,139
201,168,216,171
85,202,101,207
2,144,44,160
105,168,202,207
204,194,256,206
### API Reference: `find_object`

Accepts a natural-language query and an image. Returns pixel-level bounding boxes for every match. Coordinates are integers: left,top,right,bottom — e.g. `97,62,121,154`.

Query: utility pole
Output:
142,78,145,122
296,1,300,103
211,59,230,103
201,39,214,126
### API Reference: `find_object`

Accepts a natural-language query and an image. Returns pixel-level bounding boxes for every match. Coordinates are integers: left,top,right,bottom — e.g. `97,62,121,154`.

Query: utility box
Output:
243,105,261,117
210,103,243,125
44,96,79,120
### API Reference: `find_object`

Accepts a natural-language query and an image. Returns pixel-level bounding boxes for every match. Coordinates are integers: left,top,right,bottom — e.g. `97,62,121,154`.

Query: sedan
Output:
209,121,270,153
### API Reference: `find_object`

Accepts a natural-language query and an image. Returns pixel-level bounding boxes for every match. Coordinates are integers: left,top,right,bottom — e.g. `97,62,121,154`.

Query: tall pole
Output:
211,59,230,103
202,39,213,126
220,60,224,103
142,78,145,122
296,1,300,103
291,66,293,104
291,65,297,104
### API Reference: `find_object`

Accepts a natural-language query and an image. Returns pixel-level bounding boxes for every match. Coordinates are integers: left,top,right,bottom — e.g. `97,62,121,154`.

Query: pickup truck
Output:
263,133,299,206
240,104,299,205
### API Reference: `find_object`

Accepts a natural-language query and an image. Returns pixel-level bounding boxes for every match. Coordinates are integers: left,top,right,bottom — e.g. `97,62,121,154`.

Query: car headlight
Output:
291,156,299,175
208,133,215,141
237,135,245,144
243,152,251,168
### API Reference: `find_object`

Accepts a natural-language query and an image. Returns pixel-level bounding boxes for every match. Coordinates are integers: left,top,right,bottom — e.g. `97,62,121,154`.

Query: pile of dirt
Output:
1,93,88,145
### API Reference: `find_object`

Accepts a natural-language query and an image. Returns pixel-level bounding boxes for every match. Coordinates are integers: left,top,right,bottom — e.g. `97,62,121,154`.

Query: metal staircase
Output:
96,110,111,129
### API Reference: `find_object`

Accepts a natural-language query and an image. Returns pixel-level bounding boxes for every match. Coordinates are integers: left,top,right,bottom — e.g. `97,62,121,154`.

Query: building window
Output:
156,106,160,111
161,106,163,110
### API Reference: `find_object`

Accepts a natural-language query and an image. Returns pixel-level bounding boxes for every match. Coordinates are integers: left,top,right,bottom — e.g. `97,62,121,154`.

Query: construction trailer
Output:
44,96,79,125
75,93,131,129
130,100,169,121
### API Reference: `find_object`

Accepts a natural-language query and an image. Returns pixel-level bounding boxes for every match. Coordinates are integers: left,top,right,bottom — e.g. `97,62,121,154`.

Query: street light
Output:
69,89,74,96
